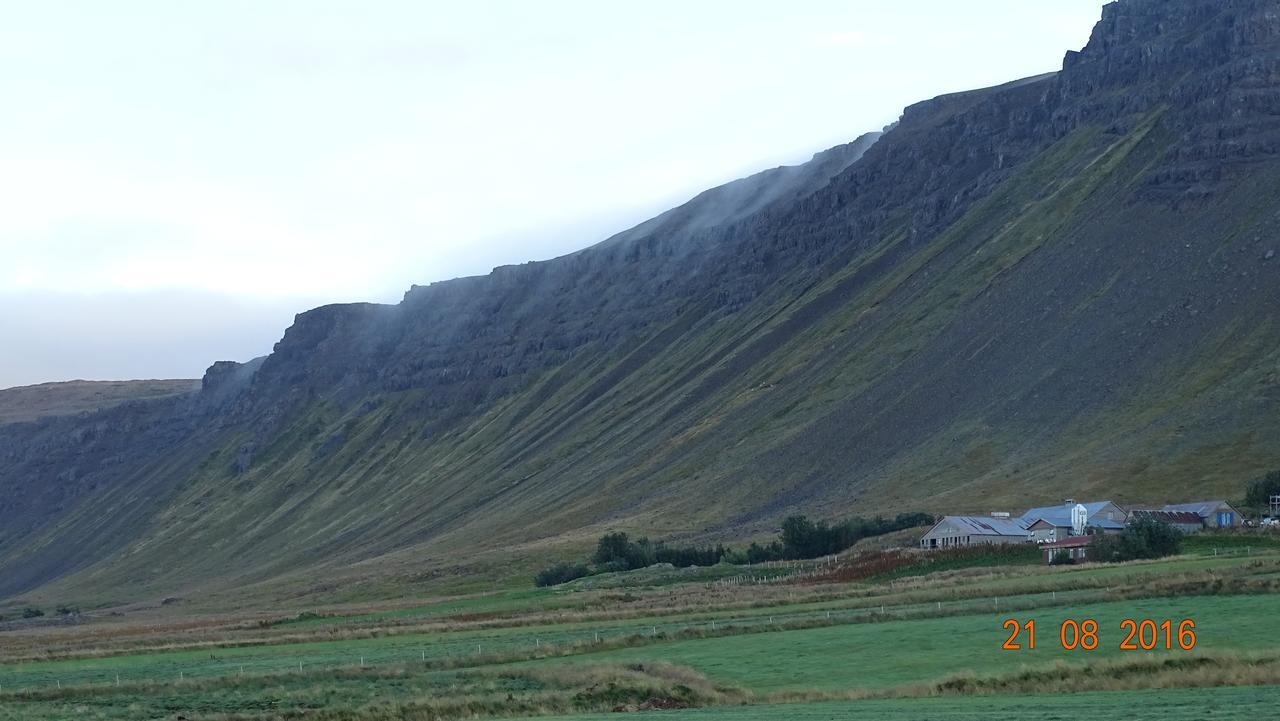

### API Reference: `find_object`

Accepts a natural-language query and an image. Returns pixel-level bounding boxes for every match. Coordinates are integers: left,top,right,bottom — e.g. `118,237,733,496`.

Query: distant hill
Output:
1,0,1279,606
0,379,199,426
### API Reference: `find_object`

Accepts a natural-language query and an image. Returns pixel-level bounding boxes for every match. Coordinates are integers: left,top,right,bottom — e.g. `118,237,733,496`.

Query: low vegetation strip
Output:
537,513,935,586
0,663,745,721
538,686,1280,721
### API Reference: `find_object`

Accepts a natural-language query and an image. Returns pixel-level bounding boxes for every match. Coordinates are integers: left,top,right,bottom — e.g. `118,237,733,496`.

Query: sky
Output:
0,1,1103,389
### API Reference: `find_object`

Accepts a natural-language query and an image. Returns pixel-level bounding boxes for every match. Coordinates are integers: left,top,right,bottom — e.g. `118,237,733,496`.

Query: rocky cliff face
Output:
2,0,1279,604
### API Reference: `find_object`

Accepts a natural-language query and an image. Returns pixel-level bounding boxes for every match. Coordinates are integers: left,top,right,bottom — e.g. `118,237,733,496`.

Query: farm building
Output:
1162,501,1242,529
1020,500,1126,542
1128,509,1205,534
1042,535,1094,564
919,515,1029,549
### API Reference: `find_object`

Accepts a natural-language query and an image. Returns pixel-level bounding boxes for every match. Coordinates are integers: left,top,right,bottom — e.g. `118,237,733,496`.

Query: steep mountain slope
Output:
2,0,1279,606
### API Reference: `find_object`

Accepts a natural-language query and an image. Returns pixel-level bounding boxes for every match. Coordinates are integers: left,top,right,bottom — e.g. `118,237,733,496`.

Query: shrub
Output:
1245,469,1280,510
1050,550,1074,565
1092,518,1182,562
55,605,79,616
535,562,591,587
593,532,634,567
745,541,784,564
21,607,44,619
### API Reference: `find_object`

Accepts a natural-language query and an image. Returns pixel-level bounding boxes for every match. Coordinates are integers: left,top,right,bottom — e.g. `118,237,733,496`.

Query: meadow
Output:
1,534,1278,719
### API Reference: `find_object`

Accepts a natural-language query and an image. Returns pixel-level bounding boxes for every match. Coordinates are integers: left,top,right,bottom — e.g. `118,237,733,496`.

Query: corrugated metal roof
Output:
1163,501,1228,518
1131,509,1204,525
1021,500,1117,526
941,515,1030,537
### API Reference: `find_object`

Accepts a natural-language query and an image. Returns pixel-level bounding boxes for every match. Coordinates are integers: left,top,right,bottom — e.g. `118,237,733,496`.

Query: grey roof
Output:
936,515,1030,537
1131,509,1204,525
1163,501,1230,518
1021,500,1117,527
1027,516,1124,530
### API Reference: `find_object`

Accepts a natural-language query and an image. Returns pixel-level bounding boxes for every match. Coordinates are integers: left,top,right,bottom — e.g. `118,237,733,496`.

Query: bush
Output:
745,541,785,564
593,532,634,567
1092,518,1182,563
21,607,44,619
55,605,79,616
1245,469,1280,510
1050,550,1074,565
534,562,591,587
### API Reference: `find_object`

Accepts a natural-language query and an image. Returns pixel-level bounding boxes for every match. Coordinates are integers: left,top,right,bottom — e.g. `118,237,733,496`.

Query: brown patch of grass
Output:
767,651,1280,704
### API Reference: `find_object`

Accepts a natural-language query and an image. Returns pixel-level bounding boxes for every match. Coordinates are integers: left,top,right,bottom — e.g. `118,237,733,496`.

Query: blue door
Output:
1217,511,1234,527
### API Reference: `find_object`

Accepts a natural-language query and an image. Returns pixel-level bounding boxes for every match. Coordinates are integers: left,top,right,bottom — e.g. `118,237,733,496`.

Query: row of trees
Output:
592,533,730,572
776,513,935,560
535,512,935,586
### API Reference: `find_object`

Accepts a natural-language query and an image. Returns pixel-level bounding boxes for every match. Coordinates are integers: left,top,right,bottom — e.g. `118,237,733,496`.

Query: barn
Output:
1021,500,1126,542
1162,501,1242,529
1128,509,1205,534
919,516,1030,549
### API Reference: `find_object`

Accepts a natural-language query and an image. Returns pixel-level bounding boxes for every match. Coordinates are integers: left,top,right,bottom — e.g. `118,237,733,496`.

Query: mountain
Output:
0,380,200,426
3,0,1280,606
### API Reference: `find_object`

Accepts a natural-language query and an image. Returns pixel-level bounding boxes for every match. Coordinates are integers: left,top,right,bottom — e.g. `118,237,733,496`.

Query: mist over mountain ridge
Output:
2,0,1279,605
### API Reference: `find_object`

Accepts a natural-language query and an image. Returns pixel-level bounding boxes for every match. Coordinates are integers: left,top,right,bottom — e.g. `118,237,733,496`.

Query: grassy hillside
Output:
8,105,1280,609
3,0,1280,607
0,379,199,425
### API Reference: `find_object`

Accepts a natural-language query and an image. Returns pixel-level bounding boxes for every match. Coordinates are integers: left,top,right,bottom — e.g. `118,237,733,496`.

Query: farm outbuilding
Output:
1162,501,1242,529
1042,535,1094,564
1021,500,1126,542
1128,509,1205,534
919,516,1030,549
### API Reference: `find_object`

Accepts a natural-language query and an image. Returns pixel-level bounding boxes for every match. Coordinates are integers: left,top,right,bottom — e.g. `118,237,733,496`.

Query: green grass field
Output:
540,594,1280,691
541,686,1280,720
2,545,1278,719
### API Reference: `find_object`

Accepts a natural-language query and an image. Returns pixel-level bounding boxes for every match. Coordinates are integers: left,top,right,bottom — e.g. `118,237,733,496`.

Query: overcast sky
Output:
0,1,1103,389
